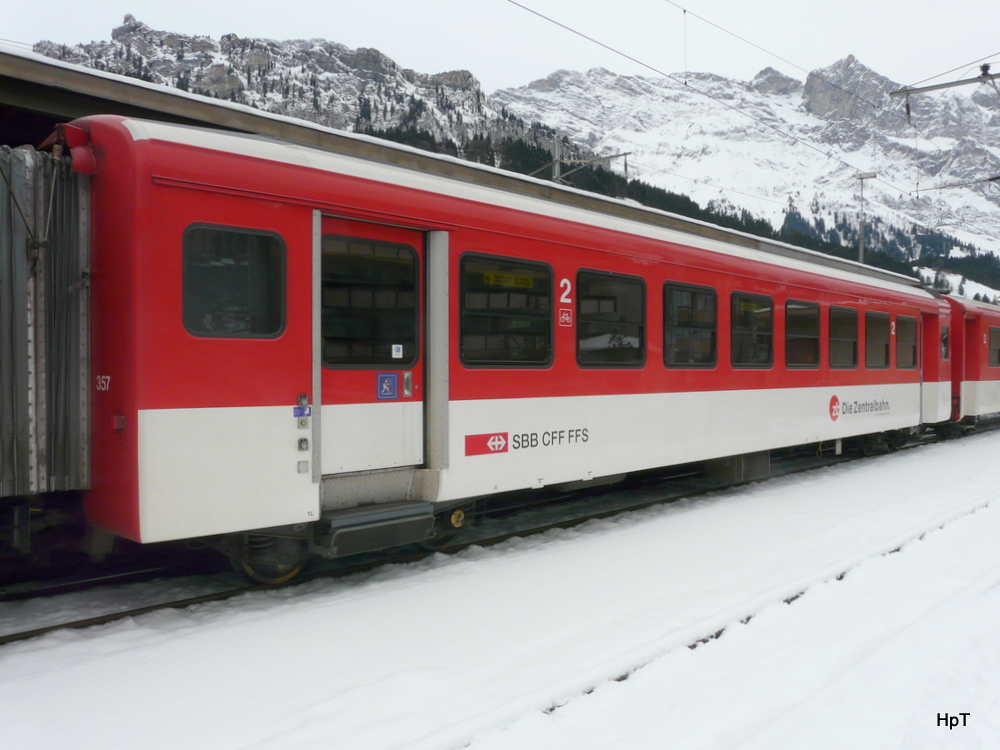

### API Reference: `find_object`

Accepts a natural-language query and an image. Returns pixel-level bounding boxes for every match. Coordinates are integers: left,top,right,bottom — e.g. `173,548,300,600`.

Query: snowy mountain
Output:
33,15,536,151
492,58,1000,257
34,18,1000,269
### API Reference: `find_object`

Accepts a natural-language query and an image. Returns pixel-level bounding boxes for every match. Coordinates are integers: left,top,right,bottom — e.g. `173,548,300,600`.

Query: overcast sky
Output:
4,0,998,93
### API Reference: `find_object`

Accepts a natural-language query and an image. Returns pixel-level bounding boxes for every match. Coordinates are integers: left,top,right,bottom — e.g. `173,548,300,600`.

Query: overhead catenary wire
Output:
504,0,1000,246
0,37,34,50
656,0,995,212
664,6,1000,200
905,51,1000,89
657,0,947,156
506,0,876,177
917,175,1000,192
506,2,904,192
592,155,993,250
660,0,822,86
655,0,1000,241
654,0,1000,243
628,157,994,249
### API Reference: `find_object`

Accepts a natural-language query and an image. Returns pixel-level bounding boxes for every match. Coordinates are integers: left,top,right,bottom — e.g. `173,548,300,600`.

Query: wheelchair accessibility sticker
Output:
377,373,398,400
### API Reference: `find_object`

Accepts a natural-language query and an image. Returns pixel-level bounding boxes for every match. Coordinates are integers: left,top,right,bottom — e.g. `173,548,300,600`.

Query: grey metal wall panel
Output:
39,150,89,491
0,146,88,498
425,231,449,473
1,147,31,497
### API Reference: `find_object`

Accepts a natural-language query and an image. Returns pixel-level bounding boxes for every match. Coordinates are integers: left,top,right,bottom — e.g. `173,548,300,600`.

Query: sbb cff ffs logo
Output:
486,434,506,451
830,395,841,421
465,432,508,456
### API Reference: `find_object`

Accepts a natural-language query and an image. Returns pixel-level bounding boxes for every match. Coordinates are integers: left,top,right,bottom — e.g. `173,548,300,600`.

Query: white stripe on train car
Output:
137,406,319,542
320,402,424,474
437,384,921,501
961,380,1000,418
921,380,952,424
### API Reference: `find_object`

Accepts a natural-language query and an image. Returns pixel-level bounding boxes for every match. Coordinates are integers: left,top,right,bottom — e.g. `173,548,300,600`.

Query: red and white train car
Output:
49,115,961,579
945,296,1000,422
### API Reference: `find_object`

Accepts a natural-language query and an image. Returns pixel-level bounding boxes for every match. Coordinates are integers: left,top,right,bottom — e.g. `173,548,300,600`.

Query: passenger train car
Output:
945,296,1000,422
2,114,999,581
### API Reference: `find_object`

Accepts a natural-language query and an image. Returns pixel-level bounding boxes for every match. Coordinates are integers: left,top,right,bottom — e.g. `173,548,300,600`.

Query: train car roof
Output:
946,294,1000,316
98,115,936,303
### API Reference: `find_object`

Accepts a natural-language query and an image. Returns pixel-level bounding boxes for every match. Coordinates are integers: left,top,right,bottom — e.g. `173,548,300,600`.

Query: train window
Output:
731,293,773,368
182,225,284,337
460,254,552,366
786,300,820,368
865,312,891,368
320,235,418,367
829,307,858,368
896,315,918,369
991,327,1000,367
664,283,716,368
577,271,645,367
941,326,950,360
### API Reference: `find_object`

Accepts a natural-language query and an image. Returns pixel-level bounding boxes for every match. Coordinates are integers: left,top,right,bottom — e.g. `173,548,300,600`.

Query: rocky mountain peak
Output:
751,67,802,96
35,16,534,150
524,69,582,93
111,14,148,40
803,55,902,129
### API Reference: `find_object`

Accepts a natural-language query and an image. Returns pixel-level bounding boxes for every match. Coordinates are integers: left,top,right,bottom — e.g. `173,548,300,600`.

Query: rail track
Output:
0,432,959,647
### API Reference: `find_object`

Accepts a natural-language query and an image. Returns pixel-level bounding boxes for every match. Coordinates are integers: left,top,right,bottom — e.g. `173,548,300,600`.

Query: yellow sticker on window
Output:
483,272,534,289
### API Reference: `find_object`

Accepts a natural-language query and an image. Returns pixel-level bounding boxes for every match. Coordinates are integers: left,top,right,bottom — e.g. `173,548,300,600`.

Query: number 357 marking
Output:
95,375,111,391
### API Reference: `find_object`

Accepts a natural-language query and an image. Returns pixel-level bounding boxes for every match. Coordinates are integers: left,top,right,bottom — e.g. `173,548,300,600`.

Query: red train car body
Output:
7,113,999,579
945,296,1000,421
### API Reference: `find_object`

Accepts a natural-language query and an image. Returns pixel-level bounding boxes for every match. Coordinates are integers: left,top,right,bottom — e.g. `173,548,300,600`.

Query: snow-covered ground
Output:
3,431,1000,749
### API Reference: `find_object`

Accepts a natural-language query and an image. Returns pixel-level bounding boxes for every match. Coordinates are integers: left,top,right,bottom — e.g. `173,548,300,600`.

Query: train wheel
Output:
229,534,308,585
421,508,468,552
858,434,884,456
886,430,908,451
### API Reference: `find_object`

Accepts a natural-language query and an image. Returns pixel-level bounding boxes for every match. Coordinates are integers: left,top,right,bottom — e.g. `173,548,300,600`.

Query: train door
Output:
318,216,425,474
943,297,967,421
962,314,978,418
920,311,950,423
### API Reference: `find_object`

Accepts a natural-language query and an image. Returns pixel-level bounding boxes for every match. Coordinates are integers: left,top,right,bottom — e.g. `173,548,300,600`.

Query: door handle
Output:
403,371,412,398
